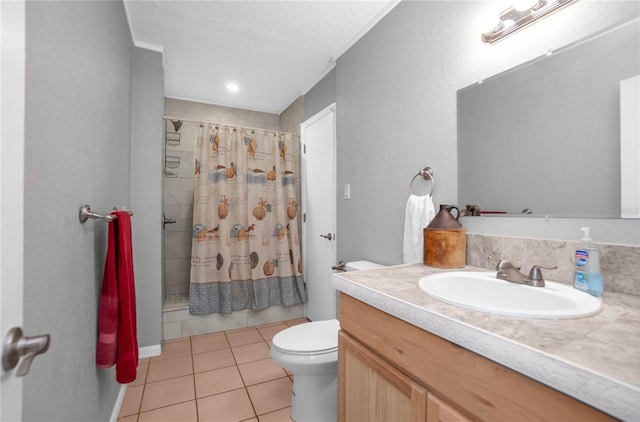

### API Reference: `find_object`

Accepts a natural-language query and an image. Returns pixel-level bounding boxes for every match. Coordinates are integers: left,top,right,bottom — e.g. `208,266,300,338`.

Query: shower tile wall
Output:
164,119,198,304
162,98,304,339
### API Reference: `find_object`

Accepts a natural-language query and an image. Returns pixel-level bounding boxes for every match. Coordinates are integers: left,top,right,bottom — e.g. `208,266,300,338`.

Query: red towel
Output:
96,219,118,368
96,211,138,384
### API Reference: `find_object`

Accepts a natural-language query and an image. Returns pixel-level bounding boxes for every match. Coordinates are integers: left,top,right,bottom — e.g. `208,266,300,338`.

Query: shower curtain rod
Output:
163,115,295,136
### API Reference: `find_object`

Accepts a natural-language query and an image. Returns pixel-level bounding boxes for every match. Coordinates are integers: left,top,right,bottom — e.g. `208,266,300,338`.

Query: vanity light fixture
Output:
480,0,579,44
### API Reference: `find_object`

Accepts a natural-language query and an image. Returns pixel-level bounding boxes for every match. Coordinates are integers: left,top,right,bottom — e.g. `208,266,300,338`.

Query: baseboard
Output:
109,384,127,422
139,344,162,359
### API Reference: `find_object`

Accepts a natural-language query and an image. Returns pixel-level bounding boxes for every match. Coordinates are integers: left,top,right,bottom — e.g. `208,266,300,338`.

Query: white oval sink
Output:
418,271,602,319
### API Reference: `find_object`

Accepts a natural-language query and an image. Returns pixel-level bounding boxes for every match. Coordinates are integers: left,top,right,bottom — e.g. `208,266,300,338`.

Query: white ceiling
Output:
124,1,399,114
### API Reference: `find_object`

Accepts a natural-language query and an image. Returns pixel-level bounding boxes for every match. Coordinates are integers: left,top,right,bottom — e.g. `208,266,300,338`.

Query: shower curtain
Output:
189,124,307,315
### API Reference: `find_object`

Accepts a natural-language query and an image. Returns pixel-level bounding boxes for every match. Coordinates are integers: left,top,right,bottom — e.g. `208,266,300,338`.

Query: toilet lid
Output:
272,319,339,355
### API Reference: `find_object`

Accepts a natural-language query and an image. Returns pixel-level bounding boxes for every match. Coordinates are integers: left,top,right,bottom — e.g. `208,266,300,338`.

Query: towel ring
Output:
409,167,435,197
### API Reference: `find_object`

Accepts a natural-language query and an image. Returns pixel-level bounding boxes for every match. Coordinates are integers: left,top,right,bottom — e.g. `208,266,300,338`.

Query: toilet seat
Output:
271,319,339,356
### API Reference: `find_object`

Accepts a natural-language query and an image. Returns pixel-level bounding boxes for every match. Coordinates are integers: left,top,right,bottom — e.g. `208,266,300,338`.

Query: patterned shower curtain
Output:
189,124,307,315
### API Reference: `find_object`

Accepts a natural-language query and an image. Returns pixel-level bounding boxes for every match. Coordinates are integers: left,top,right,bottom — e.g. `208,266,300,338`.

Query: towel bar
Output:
409,167,435,197
79,205,133,224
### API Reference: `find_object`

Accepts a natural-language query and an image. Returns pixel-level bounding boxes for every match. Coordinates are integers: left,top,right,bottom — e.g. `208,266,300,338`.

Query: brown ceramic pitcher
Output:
424,204,466,268
426,204,461,230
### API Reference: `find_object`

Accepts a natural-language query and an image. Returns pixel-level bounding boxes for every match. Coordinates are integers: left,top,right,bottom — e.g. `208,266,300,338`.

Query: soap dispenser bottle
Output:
574,227,603,297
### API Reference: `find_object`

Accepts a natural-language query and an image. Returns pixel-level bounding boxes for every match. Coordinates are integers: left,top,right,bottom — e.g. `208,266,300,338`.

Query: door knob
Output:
2,327,50,377
320,233,333,240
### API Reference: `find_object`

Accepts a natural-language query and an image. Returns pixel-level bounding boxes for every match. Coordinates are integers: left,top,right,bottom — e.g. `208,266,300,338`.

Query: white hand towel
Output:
403,195,436,264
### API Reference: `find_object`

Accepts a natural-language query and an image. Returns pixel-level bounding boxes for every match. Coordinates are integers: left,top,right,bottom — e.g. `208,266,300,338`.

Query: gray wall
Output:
303,68,336,120
23,1,162,420
131,47,164,348
280,95,304,134
333,1,640,265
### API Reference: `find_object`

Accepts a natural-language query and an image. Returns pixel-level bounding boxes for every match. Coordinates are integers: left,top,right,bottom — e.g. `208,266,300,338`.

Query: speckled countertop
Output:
332,263,640,421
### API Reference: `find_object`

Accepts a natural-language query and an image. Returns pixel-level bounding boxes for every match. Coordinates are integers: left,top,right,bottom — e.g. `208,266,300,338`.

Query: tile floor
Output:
118,318,309,422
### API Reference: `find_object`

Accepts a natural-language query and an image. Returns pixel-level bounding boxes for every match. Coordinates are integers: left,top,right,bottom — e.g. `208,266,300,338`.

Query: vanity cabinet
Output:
338,293,614,422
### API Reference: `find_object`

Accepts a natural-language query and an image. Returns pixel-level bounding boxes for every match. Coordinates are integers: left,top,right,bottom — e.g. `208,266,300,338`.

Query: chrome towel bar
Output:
79,205,133,224
409,167,435,197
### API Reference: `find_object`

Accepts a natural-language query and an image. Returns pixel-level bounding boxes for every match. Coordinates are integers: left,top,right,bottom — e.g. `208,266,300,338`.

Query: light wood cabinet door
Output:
427,393,472,422
339,331,428,422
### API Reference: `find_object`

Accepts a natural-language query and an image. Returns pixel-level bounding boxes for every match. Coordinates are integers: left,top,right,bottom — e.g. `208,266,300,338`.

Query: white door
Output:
1,1,26,420
301,104,337,322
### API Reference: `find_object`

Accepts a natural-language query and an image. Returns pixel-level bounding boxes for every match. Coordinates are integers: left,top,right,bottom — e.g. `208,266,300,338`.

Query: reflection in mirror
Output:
458,18,639,218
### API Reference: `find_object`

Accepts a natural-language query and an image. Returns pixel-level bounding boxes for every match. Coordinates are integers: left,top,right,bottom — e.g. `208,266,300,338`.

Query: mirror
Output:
458,19,639,218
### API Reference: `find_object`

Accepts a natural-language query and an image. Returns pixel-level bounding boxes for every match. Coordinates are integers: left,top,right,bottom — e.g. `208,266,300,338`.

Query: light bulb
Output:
477,10,500,34
226,83,239,93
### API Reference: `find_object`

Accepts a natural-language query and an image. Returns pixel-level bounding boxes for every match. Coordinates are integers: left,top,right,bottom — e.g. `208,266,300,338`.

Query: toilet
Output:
271,260,384,422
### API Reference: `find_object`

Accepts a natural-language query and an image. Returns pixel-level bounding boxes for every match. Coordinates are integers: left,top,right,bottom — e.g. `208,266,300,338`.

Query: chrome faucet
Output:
331,261,346,271
489,257,557,287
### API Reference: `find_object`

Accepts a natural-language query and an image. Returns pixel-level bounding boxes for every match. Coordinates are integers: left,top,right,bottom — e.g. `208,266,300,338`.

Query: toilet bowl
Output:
271,319,339,422
270,260,384,422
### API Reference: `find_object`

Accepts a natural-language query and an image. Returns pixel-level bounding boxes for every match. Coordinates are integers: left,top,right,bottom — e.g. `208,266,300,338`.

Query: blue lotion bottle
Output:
574,227,603,297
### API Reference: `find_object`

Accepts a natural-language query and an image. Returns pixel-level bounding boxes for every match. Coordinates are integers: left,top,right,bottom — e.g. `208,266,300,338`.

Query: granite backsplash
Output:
466,234,640,296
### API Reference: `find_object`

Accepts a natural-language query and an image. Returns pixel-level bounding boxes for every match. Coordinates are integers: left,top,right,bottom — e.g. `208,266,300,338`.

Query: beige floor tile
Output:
256,323,288,341
195,365,244,398
138,400,198,422
193,347,236,373
255,321,284,329
197,388,256,422
128,362,149,387
147,355,193,383
191,332,229,354
129,322,295,421
258,407,294,422
247,377,293,416
118,385,144,417
232,342,271,364
259,321,284,326
151,339,191,361
224,326,255,334
284,318,308,327
238,358,287,386
226,327,264,347
140,374,195,412
139,357,151,363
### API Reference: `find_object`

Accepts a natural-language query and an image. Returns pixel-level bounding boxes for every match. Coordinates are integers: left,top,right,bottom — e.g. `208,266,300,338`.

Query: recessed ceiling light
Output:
226,83,239,92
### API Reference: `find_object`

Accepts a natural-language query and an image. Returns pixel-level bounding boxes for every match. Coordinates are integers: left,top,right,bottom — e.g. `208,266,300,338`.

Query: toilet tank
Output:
345,260,384,271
